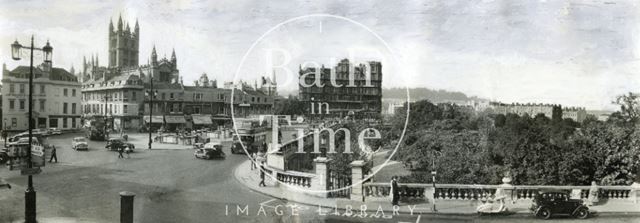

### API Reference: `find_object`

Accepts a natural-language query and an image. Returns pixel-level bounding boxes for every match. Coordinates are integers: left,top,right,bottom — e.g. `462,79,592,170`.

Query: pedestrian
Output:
391,176,399,206
117,146,124,159
259,164,266,187
250,152,256,170
48,145,58,163
125,145,131,159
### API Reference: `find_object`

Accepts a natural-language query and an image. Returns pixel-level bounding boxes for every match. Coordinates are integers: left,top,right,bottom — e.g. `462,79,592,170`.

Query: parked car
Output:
531,190,589,219
72,137,89,151
48,128,62,135
105,138,135,151
194,142,225,159
34,128,50,136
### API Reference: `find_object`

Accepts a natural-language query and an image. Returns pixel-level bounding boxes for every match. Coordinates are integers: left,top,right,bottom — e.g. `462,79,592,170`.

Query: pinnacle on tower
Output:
272,69,277,84
171,48,177,65
125,22,130,33
117,13,123,31
95,53,99,66
109,17,114,32
134,19,139,32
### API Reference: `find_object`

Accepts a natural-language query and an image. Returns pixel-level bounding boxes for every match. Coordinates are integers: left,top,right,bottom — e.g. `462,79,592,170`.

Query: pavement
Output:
234,159,640,216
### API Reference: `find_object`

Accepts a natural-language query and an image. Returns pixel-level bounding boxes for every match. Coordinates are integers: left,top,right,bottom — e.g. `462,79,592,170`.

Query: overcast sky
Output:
1,0,639,110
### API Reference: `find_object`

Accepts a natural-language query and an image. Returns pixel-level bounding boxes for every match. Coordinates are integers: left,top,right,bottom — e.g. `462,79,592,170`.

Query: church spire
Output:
171,48,177,65
117,13,123,31
95,53,99,67
109,17,114,33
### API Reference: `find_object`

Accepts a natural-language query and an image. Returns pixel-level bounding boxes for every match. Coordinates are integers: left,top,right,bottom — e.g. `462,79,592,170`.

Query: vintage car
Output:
194,142,225,159
105,138,135,152
48,128,62,135
531,190,589,219
72,137,89,151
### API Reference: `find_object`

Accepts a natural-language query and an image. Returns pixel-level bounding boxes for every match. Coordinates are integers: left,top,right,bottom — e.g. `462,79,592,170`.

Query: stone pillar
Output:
498,175,515,204
311,157,331,197
350,160,365,202
425,186,435,204
631,182,640,204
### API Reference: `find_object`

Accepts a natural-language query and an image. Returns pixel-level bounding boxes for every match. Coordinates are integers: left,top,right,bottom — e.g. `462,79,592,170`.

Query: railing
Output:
276,171,314,188
363,183,636,201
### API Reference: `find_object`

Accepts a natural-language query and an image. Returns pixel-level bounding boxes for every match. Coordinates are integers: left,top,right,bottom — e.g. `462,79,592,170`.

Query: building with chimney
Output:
298,58,382,118
2,62,82,132
80,15,275,131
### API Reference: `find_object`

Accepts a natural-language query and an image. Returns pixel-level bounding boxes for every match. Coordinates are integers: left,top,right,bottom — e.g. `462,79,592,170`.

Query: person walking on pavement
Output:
48,145,58,163
391,176,399,206
117,146,124,159
125,145,131,159
250,152,256,170
259,164,266,187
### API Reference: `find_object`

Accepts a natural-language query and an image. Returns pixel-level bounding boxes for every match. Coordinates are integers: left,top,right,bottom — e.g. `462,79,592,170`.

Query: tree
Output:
612,92,639,124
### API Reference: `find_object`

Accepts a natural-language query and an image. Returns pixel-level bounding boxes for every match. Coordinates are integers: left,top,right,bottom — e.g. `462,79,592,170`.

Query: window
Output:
63,88,68,96
63,118,68,128
194,107,201,114
162,93,166,100
132,91,137,101
72,89,76,97
170,93,174,99
72,118,76,129
40,100,45,112
72,103,76,114
63,103,68,114
9,84,15,94
11,118,17,127
9,100,14,110
19,84,25,94
19,100,25,110
40,85,45,94
123,105,128,114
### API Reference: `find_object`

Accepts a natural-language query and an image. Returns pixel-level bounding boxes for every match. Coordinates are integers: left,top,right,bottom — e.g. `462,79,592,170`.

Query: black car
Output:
105,138,135,151
531,190,589,219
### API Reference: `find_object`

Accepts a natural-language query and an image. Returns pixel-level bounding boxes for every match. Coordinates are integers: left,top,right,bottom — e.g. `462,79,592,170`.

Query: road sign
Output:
31,144,44,156
21,167,41,175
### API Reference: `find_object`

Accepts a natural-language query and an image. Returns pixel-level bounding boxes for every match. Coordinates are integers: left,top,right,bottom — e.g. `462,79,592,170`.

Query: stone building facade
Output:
489,102,562,120
2,63,82,132
80,16,275,131
298,59,382,118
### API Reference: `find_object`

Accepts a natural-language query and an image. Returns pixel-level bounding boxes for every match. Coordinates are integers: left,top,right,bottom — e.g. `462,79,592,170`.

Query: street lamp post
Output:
147,76,156,150
11,35,53,223
431,150,442,213
3,119,7,147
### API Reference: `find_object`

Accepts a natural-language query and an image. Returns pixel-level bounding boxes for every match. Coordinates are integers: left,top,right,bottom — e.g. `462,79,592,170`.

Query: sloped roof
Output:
8,66,77,82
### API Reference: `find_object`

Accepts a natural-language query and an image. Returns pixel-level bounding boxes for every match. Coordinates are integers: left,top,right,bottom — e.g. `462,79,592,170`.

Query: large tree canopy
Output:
387,94,640,186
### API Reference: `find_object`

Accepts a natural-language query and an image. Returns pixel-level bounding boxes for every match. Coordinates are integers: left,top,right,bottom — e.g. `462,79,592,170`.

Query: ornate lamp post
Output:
147,78,157,150
104,94,112,139
11,36,53,223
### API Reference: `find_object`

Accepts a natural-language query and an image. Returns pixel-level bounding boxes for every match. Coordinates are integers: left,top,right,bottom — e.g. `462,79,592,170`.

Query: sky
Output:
1,0,639,110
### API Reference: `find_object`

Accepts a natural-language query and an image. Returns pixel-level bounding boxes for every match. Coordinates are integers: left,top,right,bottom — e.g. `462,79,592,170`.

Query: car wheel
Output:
574,207,588,219
537,207,552,220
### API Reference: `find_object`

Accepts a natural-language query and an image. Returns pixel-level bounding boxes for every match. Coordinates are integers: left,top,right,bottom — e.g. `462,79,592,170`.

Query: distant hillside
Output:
278,87,486,103
383,87,486,102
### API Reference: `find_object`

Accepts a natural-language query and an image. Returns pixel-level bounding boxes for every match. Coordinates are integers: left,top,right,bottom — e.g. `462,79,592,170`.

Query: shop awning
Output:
143,116,164,124
212,114,231,120
192,115,213,125
165,115,187,124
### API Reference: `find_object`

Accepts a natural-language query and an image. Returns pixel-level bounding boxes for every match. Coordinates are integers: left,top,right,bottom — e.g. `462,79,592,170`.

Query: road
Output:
1,133,639,222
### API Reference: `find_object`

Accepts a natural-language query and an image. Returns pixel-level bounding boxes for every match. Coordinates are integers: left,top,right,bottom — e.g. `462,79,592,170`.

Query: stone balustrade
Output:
362,182,638,202
276,171,314,188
